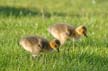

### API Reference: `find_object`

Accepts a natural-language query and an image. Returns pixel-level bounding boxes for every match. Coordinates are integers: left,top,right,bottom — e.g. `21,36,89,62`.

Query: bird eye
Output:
55,44,57,47
82,31,85,33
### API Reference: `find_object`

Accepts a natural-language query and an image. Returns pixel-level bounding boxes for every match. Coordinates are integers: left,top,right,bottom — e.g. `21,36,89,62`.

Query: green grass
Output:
0,0,108,71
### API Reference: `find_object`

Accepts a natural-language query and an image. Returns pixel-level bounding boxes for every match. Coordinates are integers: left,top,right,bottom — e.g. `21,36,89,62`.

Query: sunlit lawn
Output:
0,0,108,71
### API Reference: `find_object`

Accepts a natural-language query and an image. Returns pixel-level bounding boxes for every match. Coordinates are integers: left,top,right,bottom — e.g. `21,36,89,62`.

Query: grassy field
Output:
0,0,108,71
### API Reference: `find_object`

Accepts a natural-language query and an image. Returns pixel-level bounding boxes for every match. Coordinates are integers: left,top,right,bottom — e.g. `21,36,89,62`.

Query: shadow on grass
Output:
0,6,41,17
0,6,80,17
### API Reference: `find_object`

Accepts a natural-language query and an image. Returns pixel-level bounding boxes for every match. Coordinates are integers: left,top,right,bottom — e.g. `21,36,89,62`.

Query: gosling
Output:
19,36,60,57
48,23,87,45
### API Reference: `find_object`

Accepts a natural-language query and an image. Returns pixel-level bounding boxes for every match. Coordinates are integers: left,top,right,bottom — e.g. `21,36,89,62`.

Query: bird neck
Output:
71,29,81,39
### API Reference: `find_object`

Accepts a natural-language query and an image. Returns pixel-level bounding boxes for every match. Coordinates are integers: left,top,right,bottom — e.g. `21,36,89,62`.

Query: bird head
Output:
75,25,88,38
49,39,61,52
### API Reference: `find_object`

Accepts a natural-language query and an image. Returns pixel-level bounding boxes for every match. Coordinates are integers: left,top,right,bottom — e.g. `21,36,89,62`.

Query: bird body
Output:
48,23,87,45
19,36,60,57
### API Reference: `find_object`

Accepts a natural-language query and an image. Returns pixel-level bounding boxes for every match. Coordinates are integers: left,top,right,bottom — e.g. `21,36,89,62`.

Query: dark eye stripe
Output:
82,27,87,31
55,44,57,47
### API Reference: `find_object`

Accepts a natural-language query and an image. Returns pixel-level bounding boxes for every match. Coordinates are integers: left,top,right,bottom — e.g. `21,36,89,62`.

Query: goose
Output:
48,23,87,45
19,36,60,57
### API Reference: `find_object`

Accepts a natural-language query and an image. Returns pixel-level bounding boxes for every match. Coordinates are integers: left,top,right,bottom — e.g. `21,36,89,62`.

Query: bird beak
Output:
84,33,88,38
56,48,60,52
53,47,59,52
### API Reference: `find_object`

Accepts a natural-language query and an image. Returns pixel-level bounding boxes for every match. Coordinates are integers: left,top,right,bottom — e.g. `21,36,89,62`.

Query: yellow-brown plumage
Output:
19,36,60,57
48,23,87,45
